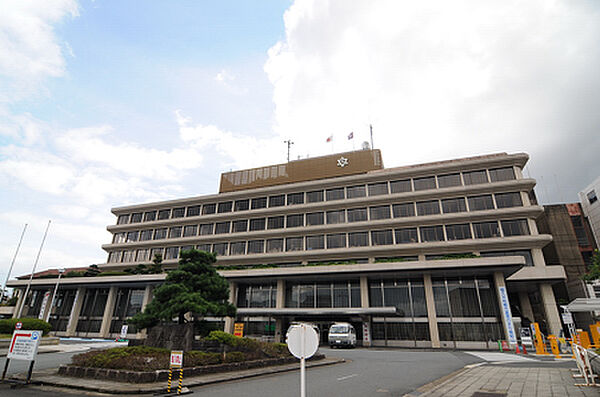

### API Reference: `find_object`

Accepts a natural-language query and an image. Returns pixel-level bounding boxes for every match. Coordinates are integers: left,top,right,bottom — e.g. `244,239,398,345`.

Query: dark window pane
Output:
117,214,129,225
501,219,530,236
489,167,515,182
495,192,522,208
441,198,466,213
416,200,440,216
229,242,246,255
326,188,345,201
368,182,388,196
269,195,285,207
169,227,182,239
267,216,284,229
126,231,138,242
140,230,153,241
369,282,383,307
196,244,211,252
306,235,324,250
202,204,216,215
183,225,198,237
347,208,367,222
307,190,324,203
215,222,231,234
172,208,185,218
437,173,461,188
235,200,249,211
232,220,248,233
165,247,179,259
327,233,346,248
287,193,304,205
154,228,167,239
217,202,232,213
251,197,267,209
393,203,415,218
286,237,303,251
307,212,324,226
249,218,266,231
468,195,494,211
327,210,345,224
433,280,450,317
463,170,488,185
371,229,393,245
130,213,142,223
266,239,284,253
395,228,418,244
199,223,214,235
158,209,171,220
420,226,445,242
390,179,412,193
445,224,472,240
473,222,500,238
370,205,391,220
247,240,264,254
348,232,369,247
212,243,228,256
414,176,436,191
144,211,156,222
346,185,366,198
286,214,304,228
186,206,200,217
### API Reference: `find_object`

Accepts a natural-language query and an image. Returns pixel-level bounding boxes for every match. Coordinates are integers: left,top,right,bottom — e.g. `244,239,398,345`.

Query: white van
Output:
328,322,357,348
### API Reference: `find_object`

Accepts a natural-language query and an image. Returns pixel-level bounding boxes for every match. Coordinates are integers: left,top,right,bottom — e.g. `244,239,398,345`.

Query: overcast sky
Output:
1,0,599,282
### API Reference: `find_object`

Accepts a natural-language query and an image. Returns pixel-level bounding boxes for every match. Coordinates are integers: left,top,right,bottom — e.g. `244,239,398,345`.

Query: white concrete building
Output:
579,176,600,247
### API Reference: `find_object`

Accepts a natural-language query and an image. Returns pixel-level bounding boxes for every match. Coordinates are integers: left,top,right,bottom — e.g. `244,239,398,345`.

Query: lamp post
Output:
45,268,65,323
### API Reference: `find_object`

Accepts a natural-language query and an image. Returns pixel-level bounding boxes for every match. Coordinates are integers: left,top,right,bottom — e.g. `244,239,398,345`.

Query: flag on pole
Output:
326,135,333,143
348,132,354,140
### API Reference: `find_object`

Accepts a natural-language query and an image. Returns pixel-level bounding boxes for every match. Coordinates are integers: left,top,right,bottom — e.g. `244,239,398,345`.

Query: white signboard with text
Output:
6,330,42,361
498,286,517,345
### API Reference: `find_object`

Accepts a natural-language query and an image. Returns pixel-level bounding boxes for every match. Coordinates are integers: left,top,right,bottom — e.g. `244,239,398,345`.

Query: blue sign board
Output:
498,286,517,344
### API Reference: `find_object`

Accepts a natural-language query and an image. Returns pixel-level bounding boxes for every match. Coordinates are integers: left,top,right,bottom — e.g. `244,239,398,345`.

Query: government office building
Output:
8,150,566,349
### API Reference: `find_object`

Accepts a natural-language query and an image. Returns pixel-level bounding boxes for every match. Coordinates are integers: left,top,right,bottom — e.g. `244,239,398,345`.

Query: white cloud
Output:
265,0,600,201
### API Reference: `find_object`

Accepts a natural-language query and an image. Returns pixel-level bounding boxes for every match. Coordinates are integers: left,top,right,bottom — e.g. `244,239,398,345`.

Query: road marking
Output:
465,351,535,362
337,373,358,381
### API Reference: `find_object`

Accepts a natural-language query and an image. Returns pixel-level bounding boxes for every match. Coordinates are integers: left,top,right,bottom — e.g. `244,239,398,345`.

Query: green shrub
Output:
206,330,240,346
71,346,170,370
0,318,52,335
186,351,222,366
224,351,245,363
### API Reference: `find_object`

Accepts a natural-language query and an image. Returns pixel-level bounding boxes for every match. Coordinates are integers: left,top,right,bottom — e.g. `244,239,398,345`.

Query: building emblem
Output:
337,156,349,168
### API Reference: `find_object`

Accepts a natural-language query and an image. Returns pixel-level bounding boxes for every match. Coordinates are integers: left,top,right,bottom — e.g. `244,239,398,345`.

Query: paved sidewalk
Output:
11,356,344,394
412,364,599,397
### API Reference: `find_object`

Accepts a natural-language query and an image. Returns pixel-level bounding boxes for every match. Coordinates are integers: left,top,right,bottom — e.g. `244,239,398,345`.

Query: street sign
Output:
362,322,371,346
170,350,183,369
6,330,42,361
233,322,244,337
119,324,129,339
15,322,22,330
286,324,319,397
562,312,574,325
498,286,517,345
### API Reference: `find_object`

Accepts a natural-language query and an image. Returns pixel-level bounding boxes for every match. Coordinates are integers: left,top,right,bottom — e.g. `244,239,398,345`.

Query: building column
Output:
539,283,563,336
224,282,237,334
493,272,518,346
12,289,25,319
66,287,85,336
99,286,118,338
518,291,535,323
423,274,440,348
274,280,286,343
360,276,369,308
531,248,546,268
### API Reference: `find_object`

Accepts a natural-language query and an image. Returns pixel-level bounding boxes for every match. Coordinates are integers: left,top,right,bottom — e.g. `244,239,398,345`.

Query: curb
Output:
11,357,346,394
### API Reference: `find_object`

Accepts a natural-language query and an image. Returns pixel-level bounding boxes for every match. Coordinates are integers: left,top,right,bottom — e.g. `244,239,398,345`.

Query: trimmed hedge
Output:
0,318,51,335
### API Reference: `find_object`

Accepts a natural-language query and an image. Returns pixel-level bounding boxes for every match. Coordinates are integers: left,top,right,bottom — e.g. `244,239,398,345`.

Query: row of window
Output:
106,219,530,263
115,167,517,225
112,192,525,244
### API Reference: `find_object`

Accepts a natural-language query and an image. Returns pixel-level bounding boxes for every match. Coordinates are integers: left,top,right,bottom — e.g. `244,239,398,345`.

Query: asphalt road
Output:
0,346,484,396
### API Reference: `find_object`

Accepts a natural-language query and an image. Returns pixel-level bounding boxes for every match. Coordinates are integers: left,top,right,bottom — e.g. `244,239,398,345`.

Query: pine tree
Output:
130,249,236,328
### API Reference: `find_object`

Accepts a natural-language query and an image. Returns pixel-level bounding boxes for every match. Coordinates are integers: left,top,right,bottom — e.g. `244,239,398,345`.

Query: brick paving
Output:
417,364,600,397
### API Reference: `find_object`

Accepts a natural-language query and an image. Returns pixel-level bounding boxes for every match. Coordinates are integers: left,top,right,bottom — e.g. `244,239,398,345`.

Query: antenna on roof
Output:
284,140,294,162
370,124,374,150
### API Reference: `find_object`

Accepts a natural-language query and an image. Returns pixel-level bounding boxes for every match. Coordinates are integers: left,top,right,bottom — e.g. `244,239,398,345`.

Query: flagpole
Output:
1,224,27,303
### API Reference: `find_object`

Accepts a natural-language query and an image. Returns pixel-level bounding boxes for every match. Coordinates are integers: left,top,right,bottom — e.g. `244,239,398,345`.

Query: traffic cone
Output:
522,344,528,355
515,344,521,354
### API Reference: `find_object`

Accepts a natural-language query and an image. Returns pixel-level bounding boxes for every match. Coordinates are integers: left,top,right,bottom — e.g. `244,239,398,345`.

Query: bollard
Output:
177,368,183,395
577,331,591,348
590,324,600,347
167,368,173,393
548,335,561,358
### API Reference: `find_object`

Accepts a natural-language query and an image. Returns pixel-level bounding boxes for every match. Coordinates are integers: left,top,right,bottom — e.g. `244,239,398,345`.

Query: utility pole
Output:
284,140,294,162
370,124,374,150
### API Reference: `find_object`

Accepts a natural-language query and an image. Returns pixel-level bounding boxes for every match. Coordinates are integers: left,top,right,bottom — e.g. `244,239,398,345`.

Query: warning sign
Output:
233,323,244,337
7,330,42,361
170,350,183,368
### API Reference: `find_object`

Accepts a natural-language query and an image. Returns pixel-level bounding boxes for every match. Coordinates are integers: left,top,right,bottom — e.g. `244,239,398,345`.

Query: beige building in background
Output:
8,150,565,349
